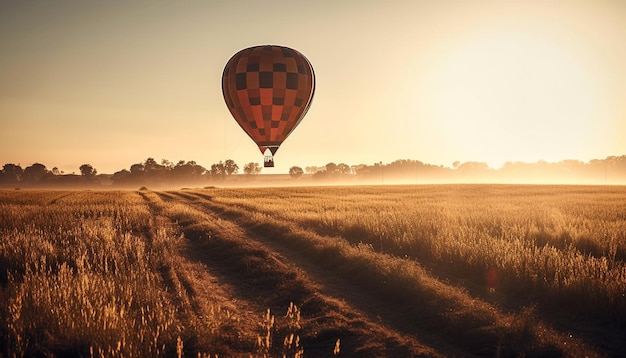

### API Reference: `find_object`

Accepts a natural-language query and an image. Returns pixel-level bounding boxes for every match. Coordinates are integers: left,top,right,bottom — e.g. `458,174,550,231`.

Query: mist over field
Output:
2,155,626,189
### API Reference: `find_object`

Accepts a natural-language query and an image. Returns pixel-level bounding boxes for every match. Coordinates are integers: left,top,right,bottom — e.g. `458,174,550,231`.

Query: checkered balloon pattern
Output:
222,45,315,155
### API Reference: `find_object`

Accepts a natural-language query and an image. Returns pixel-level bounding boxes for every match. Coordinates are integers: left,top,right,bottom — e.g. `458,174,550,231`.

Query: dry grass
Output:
209,185,626,324
1,191,182,356
0,190,336,357
1,185,624,356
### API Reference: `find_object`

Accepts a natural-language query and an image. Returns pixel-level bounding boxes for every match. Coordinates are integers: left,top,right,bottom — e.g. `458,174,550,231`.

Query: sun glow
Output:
431,26,603,168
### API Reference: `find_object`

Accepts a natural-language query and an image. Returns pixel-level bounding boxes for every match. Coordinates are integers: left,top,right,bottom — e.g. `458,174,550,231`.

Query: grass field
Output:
1,185,625,357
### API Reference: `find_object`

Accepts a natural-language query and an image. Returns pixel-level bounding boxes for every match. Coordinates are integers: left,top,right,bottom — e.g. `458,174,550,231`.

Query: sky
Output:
1,0,625,174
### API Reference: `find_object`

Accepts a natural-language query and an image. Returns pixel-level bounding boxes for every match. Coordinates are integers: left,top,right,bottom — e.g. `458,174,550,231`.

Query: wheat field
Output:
1,185,625,357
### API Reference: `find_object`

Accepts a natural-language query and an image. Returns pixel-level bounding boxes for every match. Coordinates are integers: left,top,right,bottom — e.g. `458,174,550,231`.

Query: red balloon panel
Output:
222,45,315,153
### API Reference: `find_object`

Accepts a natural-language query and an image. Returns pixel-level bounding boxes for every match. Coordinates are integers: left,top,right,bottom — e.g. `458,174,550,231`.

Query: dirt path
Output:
139,190,266,355
143,190,601,357
151,191,442,357
177,193,452,348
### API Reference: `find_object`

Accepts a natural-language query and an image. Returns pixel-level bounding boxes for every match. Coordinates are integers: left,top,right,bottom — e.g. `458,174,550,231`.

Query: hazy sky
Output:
2,0,625,174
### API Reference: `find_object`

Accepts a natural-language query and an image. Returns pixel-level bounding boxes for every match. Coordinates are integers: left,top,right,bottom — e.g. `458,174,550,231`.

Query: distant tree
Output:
161,159,174,169
192,161,207,176
224,159,239,176
52,167,60,175
289,166,304,179
455,161,493,182
457,161,490,172
144,158,170,185
111,169,131,185
325,163,338,174
243,162,262,176
144,158,157,170
125,162,146,184
79,164,97,178
143,158,165,175
23,163,50,183
456,162,490,179
130,163,144,175
171,160,206,181
1,163,24,183
337,163,351,175
210,161,226,179
352,164,368,175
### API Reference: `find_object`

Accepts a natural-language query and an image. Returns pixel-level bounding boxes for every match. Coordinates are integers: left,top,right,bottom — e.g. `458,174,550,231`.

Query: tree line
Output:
0,158,261,188
310,156,626,184
1,155,626,188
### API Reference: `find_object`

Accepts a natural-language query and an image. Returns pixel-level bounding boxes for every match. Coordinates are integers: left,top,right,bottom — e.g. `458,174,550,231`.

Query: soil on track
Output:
141,190,605,357
146,191,443,357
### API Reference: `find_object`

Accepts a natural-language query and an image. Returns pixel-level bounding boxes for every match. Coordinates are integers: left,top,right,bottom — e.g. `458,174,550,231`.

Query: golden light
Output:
430,23,603,168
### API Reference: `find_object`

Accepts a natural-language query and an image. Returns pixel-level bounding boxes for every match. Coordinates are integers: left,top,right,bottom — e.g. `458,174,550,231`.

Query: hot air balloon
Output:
222,45,315,167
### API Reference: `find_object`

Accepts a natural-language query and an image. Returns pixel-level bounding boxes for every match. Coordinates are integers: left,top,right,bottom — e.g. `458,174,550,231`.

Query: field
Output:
1,185,625,357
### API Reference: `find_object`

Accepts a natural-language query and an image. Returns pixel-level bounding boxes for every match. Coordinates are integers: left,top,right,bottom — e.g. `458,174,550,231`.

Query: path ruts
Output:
150,190,441,357
142,190,599,357
139,190,262,355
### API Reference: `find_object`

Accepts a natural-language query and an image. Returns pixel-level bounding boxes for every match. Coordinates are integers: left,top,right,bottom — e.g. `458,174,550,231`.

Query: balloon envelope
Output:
222,45,315,165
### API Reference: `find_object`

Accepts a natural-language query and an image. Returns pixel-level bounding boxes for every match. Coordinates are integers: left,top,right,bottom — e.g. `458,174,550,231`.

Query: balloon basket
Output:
263,148,275,167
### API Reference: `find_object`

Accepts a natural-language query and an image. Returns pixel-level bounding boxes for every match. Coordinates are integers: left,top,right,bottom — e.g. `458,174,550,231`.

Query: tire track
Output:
139,190,258,356
160,191,440,357
45,191,75,205
175,190,601,358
